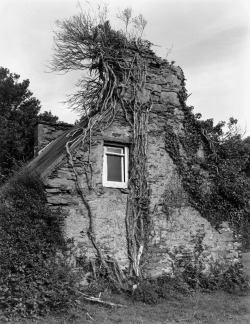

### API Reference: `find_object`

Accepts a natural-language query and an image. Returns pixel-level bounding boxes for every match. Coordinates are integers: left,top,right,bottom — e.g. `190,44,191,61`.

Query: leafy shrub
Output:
132,263,249,305
218,264,249,293
156,275,191,297
132,275,190,304
0,170,78,318
165,115,250,249
85,277,112,297
132,280,158,304
181,260,249,293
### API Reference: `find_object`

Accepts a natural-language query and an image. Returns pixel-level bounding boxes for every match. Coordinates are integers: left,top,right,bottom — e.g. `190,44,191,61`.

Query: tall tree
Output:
0,67,41,182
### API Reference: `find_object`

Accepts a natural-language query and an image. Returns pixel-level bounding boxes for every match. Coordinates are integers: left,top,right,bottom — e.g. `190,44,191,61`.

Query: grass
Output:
5,290,250,324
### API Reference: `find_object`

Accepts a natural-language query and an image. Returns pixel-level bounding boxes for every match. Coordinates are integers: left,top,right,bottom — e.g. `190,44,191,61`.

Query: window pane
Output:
107,155,123,182
106,147,123,154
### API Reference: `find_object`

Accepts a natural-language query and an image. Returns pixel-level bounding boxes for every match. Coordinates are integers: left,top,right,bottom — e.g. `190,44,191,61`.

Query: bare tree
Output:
50,6,147,116
51,6,152,280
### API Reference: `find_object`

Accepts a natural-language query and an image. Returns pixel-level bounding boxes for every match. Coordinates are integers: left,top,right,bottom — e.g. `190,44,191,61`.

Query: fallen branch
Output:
75,289,127,308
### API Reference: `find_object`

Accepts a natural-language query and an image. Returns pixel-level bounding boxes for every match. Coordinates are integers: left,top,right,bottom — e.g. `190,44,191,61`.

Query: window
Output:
103,144,129,188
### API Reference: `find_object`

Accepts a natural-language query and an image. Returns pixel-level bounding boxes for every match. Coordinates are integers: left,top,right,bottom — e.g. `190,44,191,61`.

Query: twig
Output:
75,289,127,307
86,311,94,320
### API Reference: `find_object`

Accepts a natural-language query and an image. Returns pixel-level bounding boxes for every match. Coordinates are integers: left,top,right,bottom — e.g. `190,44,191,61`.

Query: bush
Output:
132,275,190,304
181,260,249,293
132,280,158,304
131,264,249,305
0,170,78,318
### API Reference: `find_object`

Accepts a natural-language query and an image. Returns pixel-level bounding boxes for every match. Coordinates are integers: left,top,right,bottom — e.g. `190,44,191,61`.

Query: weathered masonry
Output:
29,53,241,277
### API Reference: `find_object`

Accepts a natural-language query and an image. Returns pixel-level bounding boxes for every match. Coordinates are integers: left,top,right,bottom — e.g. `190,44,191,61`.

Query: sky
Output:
0,0,249,135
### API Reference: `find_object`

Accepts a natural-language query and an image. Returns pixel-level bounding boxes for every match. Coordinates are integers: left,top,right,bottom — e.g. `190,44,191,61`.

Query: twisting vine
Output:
122,55,152,277
125,101,152,277
51,13,154,286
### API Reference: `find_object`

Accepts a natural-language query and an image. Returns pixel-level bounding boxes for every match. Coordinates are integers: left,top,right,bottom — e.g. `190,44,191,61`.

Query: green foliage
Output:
132,266,248,305
132,280,158,304
85,277,113,297
132,276,190,304
37,110,59,124
180,260,249,293
0,171,77,318
0,68,41,182
243,136,250,178
0,68,60,184
165,107,250,248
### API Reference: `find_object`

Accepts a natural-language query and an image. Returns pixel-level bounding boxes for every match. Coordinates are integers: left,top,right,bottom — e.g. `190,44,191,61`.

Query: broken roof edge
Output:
28,119,87,179
34,121,73,127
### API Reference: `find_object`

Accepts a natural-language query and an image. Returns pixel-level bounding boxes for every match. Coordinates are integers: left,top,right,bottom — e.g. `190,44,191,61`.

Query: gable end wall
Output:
41,58,241,276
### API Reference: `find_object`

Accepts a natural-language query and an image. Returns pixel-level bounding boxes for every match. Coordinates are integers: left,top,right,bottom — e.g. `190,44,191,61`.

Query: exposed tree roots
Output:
58,22,153,288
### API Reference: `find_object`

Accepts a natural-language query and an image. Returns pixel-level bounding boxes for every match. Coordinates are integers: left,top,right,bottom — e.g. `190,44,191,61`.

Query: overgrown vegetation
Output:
0,171,77,318
50,4,250,290
132,276,191,305
51,5,153,284
0,67,60,184
0,68,40,182
165,108,250,249
131,261,249,306
10,290,250,324
1,4,249,321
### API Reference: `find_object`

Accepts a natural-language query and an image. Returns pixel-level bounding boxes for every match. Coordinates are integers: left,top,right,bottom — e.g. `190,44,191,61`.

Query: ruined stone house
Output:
28,52,241,277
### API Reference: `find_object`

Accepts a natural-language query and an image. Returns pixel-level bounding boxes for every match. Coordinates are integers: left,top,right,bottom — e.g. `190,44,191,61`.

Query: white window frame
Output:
102,144,129,188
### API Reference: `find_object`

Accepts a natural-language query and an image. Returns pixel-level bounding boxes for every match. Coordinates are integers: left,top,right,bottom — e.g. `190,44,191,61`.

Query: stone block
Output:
45,177,75,189
151,104,167,112
170,65,184,78
46,188,61,193
161,92,180,106
47,195,79,206
145,83,162,92
140,89,150,103
57,170,75,180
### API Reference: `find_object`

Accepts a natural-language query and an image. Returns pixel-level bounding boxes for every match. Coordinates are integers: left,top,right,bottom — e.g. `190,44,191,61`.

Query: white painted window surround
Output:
102,144,129,188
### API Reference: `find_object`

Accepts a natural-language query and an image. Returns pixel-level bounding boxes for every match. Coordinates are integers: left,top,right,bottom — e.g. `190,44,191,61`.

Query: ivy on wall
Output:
165,102,250,249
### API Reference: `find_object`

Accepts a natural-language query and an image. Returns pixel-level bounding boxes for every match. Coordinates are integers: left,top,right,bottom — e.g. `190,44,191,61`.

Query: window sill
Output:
103,181,128,189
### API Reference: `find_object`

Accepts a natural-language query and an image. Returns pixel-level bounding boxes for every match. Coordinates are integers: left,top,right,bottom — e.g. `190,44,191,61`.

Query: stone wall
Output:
44,111,132,268
41,56,241,276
